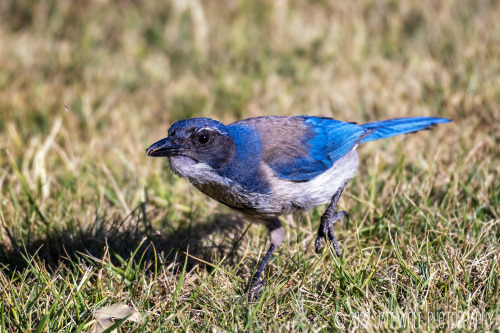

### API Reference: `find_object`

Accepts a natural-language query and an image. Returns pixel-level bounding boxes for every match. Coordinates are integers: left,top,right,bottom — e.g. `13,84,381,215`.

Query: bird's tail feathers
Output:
359,117,451,143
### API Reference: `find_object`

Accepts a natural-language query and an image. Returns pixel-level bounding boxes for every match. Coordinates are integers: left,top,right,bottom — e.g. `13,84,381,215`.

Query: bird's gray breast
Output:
168,156,271,215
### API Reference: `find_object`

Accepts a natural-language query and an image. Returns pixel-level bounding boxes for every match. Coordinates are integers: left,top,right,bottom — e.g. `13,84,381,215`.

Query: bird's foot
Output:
314,211,349,256
245,276,266,301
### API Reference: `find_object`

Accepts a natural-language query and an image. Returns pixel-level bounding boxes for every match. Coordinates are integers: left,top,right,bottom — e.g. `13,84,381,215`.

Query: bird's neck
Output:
220,124,269,193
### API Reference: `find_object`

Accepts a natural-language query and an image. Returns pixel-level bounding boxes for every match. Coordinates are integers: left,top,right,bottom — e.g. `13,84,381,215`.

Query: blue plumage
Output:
146,114,451,299
274,117,366,181
245,116,451,182
360,117,450,142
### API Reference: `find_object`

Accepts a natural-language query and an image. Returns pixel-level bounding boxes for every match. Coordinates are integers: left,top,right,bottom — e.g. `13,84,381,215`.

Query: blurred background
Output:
1,0,499,279
0,0,499,329
1,0,497,222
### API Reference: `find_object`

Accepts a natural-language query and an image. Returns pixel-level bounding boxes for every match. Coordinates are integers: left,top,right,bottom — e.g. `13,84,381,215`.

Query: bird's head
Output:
146,118,236,178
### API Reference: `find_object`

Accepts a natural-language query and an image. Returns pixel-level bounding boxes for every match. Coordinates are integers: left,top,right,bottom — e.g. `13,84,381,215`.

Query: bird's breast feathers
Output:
168,149,359,217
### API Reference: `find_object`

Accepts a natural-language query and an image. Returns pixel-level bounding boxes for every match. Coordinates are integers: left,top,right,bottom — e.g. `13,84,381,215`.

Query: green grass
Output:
1,0,499,331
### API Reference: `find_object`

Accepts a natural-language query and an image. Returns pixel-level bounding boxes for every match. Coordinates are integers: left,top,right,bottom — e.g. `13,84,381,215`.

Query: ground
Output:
0,0,499,331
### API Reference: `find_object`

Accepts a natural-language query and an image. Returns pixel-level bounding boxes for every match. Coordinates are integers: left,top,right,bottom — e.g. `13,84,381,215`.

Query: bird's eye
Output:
198,134,209,144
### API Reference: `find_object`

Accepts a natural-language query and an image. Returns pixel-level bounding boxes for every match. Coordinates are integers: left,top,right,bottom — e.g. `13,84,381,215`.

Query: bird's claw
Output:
315,235,341,257
246,276,266,301
314,236,323,254
315,210,348,255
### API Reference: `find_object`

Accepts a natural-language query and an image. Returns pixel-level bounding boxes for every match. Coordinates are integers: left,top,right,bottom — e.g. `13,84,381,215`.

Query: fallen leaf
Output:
92,303,141,333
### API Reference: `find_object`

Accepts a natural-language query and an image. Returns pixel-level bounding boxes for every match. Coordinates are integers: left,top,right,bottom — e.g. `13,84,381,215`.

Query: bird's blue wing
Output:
274,117,367,181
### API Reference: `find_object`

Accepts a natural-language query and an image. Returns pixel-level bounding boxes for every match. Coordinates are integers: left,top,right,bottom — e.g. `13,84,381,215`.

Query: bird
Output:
146,115,450,299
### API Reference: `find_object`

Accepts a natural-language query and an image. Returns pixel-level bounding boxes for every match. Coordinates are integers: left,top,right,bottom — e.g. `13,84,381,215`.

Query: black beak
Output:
146,137,184,157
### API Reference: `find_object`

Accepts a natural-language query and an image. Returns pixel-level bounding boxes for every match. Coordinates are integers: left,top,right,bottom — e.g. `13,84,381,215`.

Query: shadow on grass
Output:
0,203,247,274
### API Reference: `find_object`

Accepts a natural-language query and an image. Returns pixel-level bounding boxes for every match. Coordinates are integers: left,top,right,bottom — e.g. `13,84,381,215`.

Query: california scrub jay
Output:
146,115,450,298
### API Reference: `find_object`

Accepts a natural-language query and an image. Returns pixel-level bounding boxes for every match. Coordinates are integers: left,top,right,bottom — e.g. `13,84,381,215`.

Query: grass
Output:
0,0,499,331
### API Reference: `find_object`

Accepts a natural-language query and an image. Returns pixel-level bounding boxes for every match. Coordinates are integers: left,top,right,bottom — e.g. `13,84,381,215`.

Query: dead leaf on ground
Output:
91,303,141,333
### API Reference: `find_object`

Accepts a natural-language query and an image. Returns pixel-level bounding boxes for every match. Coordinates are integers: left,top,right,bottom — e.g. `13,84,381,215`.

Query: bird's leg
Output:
315,182,349,256
246,218,284,300
246,243,277,299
